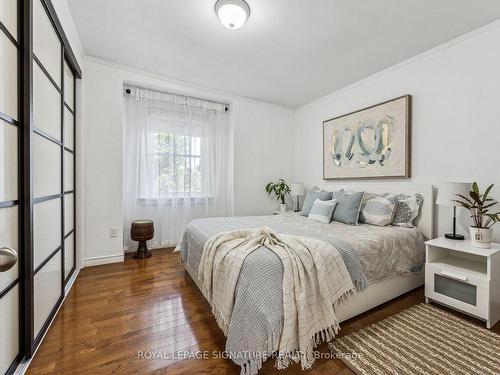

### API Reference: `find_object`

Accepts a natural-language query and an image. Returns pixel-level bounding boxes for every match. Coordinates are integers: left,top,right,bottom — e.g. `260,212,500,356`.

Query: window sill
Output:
137,196,215,206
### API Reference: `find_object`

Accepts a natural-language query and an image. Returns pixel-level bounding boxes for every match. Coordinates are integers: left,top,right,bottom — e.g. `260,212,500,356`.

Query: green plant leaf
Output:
483,184,493,200
265,182,274,194
472,182,479,195
453,200,472,210
455,194,474,205
469,191,482,205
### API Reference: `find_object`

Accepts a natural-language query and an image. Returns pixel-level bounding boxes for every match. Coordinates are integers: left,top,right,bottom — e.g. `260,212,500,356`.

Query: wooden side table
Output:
131,220,154,259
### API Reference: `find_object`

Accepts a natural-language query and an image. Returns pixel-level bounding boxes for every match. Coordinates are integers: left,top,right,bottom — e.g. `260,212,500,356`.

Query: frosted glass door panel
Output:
63,108,74,150
64,193,73,234
64,233,74,279
0,31,18,120
33,0,61,87
0,206,18,290
0,285,19,375
0,0,18,40
34,250,62,337
64,151,73,191
33,198,61,270
434,274,477,306
33,63,62,140
0,121,17,201
63,62,74,109
33,134,61,198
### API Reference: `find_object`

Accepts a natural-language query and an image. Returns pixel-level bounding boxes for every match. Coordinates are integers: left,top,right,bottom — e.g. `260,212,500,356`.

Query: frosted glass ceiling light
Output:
215,0,250,29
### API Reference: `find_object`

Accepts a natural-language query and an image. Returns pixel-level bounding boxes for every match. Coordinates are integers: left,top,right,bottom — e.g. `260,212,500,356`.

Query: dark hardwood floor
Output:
26,249,499,374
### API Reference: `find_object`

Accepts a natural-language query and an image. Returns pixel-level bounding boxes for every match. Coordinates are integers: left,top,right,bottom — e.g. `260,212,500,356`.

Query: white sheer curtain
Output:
123,86,233,249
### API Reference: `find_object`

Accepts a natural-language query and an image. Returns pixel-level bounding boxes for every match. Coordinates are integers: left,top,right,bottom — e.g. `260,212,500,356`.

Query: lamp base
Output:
294,195,301,212
445,233,465,240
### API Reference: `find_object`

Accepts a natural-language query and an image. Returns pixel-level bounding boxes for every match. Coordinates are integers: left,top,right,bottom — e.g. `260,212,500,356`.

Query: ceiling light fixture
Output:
215,0,250,30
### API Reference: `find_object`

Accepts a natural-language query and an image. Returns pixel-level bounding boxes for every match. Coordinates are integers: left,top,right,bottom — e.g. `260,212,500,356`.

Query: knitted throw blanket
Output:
198,227,356,371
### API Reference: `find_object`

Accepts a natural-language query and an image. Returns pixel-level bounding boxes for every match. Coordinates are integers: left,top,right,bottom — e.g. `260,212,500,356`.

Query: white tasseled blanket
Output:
198,227,356,372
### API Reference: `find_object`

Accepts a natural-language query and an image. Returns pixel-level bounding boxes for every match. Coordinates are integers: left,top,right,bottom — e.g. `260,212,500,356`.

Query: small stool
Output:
131,220,154,259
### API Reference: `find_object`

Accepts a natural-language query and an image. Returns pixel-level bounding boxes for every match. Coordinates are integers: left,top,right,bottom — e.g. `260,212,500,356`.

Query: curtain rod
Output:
124,85,229,112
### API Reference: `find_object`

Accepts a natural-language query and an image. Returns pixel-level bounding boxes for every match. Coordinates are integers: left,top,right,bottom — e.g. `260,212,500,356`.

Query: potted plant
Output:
454,182,500,249
265,179,291,213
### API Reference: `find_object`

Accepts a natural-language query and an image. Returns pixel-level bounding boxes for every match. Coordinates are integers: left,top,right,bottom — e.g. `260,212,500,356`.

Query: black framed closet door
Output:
31,0,78,346
31,0,64,342
0,0,22,373
1,1,80,373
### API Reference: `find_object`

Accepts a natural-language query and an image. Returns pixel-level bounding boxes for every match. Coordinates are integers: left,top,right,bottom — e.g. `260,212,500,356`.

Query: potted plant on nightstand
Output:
265,179,290,213
454,182,500,249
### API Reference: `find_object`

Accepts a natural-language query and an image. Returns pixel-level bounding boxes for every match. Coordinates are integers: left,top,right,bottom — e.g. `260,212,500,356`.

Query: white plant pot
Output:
469,227,492,249
280,203,287,213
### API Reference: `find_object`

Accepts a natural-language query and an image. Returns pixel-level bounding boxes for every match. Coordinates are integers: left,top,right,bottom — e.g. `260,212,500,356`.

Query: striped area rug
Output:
329,303,500,375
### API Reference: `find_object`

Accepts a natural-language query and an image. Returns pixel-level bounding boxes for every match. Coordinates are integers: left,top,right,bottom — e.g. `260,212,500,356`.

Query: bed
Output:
177,183,434,373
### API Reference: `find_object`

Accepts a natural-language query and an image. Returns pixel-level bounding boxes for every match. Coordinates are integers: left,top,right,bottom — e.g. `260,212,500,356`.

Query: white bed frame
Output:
184,183,434,324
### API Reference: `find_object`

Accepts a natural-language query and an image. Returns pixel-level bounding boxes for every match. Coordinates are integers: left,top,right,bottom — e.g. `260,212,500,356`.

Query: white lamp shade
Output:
290,183,305,196
436,182,471,206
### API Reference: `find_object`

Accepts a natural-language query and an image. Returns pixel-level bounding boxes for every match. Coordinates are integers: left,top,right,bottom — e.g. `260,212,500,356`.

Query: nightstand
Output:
425,237,500,329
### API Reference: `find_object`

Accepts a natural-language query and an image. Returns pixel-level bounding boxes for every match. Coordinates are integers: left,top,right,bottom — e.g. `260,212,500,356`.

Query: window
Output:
153,133,202,196
124,85,233,247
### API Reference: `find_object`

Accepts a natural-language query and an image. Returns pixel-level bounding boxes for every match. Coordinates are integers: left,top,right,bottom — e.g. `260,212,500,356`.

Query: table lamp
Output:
436,182,471,240
290,183,305,212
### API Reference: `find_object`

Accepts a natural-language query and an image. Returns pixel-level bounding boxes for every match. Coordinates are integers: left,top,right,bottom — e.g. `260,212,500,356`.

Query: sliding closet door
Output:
63,60,75,282
0,0,21,373
1,0,80,371
32,0,63,341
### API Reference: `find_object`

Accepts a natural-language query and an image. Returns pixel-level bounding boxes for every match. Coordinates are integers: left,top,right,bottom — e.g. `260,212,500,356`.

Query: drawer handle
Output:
440,270,468,282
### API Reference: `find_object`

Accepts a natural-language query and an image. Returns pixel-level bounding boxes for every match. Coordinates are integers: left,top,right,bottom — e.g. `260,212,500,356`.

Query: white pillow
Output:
308,198,337,224
362,197,396,227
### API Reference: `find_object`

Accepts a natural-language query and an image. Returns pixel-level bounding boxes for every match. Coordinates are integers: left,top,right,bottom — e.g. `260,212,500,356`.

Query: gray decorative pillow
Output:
331,191,364,225
300,189,333,216
308,199,337,224
359,192,387,222
362,197,396,226
389,193,424,227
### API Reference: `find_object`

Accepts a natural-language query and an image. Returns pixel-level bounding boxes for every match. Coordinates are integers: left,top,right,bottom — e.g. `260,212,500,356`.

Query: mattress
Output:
179,213,425,283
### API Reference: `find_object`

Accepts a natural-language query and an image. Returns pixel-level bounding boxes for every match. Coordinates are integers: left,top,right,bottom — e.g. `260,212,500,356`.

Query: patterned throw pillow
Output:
389,193,424,227
308,199,337,224
359,192,388,223
361,197,396,226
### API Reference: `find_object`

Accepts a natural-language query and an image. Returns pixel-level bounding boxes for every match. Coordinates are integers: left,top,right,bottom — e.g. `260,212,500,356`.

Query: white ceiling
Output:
67,0,500,108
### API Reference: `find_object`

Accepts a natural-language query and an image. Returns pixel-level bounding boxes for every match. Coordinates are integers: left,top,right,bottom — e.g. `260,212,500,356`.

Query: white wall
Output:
293,22,500,242
81,58,294,264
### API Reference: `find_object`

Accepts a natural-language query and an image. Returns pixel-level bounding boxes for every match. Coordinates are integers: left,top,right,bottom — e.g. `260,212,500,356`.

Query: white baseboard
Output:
83,253,124,267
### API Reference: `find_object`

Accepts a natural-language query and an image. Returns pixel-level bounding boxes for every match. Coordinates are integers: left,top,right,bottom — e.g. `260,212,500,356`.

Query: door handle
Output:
440,270,468,282
0,247,17,272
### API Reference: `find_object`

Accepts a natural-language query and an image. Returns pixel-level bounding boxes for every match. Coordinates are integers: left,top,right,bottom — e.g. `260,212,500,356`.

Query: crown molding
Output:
83,55,295,113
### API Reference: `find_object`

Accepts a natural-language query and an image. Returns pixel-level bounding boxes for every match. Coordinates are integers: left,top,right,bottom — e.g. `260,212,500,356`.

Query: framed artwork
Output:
323,95,411,180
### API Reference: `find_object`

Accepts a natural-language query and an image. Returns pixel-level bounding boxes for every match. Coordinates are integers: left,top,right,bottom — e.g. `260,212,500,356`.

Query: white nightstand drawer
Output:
425,263,489,319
